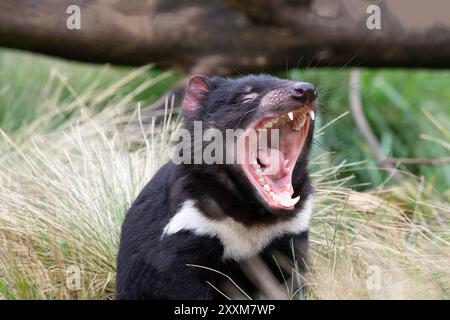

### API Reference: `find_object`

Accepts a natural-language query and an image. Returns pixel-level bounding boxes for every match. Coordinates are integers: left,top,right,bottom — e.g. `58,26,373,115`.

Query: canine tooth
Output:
285,159,289,166
255,168,262,175
259,178,265,186
309,110,315,121
288,112,294,121
278,192,300,207
269,192,277,199
263,184,271,192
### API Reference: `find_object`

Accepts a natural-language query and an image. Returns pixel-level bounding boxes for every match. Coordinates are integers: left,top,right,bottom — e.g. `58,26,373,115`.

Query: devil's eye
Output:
242,92,258,103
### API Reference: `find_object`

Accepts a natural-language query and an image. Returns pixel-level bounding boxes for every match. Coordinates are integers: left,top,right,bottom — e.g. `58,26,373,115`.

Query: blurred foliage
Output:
0,49,181,134
288,68,450,193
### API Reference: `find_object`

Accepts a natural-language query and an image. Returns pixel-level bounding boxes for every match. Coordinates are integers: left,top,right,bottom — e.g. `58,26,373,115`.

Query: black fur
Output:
116,75,315,300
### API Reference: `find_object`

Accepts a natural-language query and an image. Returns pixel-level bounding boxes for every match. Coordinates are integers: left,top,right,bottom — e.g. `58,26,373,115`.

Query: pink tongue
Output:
257,148,288,178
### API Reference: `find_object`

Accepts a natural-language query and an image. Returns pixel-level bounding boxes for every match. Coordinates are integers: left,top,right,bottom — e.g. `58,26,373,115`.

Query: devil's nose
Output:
291,82,317,101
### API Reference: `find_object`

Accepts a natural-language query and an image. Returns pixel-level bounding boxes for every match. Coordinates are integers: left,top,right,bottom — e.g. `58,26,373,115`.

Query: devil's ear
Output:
182,75,210,117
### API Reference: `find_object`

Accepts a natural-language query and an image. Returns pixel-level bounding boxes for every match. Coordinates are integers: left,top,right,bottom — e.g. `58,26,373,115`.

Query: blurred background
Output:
0,0,448,300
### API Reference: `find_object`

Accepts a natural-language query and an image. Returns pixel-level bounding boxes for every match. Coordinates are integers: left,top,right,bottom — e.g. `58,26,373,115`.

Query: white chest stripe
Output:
162,196,313,261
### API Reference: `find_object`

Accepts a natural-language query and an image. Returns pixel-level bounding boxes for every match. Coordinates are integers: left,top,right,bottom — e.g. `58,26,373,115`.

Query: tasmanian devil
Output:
116,74,317,299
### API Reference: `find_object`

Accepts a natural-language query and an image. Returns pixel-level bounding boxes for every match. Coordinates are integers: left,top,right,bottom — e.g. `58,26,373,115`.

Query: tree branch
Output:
348,69,402,182
1,0,450,71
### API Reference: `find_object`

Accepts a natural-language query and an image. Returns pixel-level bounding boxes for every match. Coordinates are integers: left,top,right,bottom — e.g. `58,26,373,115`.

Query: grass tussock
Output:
0,63,449,300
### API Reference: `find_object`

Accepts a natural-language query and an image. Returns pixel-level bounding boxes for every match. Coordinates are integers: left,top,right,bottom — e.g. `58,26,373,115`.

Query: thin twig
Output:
186,263,252,300
348,69,402,182
384,157,450,166
206,281,231,300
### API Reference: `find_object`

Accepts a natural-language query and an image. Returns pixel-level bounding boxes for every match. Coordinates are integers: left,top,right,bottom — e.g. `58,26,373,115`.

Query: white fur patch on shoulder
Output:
162,196,313,261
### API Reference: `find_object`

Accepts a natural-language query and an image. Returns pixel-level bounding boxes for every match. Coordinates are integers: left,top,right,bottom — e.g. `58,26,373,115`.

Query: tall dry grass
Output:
0,69,448,299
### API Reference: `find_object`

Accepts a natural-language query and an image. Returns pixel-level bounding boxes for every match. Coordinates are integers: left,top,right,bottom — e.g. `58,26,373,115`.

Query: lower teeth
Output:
278,192,300,207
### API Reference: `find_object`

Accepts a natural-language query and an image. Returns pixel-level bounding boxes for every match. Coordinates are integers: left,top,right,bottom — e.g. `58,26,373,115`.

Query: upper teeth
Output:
258,110,312,131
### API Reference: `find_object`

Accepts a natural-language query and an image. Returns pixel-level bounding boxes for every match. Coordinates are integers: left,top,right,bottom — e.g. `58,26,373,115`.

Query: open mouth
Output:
241,107,314,210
